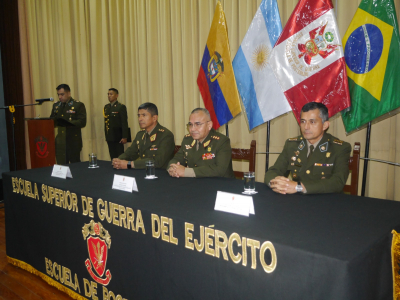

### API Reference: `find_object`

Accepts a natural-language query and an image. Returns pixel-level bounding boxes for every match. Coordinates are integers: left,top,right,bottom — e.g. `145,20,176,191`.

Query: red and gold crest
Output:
34,136,49,158
82,220,112,285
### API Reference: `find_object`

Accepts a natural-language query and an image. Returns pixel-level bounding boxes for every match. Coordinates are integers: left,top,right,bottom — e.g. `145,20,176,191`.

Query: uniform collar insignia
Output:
203,140,211,148
150,133,157,142
191,140,196,147
319,142,328,152
298,140,305,150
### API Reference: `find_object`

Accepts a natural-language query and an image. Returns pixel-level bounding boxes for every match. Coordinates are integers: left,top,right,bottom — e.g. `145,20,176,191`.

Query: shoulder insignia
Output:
212,136,220,140
158,129,165,132
191,140,196,147
333,139,343,145
203,140,211,148
288,137,298,141
185,133,191,137
150,133,157,142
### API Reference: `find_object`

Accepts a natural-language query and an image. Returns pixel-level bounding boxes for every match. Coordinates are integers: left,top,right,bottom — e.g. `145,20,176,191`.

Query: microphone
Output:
35,97,54,103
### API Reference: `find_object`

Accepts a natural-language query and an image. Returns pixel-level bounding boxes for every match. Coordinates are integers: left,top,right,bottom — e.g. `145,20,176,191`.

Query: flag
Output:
269,0,351,122
341,0,400,133
232,0,291,130
197,1,241,130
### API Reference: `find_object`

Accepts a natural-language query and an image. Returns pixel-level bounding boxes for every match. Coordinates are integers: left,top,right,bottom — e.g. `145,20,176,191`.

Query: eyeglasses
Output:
186,121,209,129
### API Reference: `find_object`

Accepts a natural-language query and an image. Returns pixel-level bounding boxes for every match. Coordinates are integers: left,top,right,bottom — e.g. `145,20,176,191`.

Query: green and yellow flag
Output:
341,0,400,133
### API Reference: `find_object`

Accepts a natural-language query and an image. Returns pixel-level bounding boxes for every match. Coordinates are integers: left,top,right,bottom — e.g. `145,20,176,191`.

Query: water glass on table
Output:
243,171,257,194
145,160,156,179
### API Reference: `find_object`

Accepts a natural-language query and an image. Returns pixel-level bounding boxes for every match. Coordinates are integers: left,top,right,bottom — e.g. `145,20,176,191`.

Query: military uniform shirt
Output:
118,123,175,169
50,97,87,164
264,132,351,194
104,101,129,142
168,128,234,178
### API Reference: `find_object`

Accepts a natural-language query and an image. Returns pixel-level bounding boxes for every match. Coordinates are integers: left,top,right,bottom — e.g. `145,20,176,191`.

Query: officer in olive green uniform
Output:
50,84,86,164
104,88,130,159
264,132,351,194
118,122,175,169
169,128,234,178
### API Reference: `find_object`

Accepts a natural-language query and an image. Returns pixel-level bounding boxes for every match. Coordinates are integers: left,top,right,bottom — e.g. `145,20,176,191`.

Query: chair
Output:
174,145,181,154
343,142,360,195
231,140,256,178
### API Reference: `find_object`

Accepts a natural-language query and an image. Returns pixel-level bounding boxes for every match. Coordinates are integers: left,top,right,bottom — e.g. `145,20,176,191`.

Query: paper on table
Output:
51,165,73,179
112,174,138,192
214,191,254,217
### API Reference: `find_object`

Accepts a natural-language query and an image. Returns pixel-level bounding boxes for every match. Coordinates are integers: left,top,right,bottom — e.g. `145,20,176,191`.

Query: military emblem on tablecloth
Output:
35,136,49,158
207,51,224,82
82,220,112,285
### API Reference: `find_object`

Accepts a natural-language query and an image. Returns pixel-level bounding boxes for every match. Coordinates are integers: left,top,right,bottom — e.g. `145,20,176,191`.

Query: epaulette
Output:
211,135,220,140
184,133,191,137
288,136,303,142
158,128,165,132
333,139,343,145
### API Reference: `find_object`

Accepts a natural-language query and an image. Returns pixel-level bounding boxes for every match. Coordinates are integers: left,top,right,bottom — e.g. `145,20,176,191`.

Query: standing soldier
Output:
50,84,86,164
104,88,130,159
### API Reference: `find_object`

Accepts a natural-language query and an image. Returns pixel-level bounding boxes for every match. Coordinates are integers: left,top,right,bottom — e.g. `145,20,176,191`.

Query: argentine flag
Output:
233,0,291,131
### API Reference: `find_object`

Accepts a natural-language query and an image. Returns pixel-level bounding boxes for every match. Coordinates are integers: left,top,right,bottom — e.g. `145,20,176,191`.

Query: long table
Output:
3,161,400,299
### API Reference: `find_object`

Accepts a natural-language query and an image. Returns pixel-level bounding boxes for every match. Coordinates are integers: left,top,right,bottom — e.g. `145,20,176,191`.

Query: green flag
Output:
341,0,400,133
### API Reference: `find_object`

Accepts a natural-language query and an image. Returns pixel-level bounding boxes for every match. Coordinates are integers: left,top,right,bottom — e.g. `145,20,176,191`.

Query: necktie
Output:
308,145,314,159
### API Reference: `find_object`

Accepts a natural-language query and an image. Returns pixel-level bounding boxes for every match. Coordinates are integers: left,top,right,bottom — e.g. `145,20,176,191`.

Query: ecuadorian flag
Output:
197,1,241,130
341,0,400,133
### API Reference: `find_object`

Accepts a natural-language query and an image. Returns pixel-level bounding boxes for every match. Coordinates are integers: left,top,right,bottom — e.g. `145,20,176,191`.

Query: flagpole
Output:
361,122,372,196
265,121,270,172
225,124,229,137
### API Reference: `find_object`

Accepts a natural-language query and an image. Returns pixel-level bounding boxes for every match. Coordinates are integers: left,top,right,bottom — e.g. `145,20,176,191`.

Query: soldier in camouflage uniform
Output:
104,88,130,159
265,102,351,194
50,84,86,164
112,103,174,169
168,108,234,178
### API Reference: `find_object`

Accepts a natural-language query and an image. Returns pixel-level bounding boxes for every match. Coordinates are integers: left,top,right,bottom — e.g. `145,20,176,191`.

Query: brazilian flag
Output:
341,0,400,133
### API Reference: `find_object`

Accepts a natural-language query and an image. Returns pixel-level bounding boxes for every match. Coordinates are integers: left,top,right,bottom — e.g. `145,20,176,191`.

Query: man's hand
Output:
119,138,127,144
168,162,186,178
112,158,129,169
269,176,299,194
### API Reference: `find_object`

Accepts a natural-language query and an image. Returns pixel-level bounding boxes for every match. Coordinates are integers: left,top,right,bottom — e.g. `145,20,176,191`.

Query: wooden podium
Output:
26,118,56,169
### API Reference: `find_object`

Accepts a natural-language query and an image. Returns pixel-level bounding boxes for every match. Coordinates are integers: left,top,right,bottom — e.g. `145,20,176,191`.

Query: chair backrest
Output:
343,142,360,195
231,140,256,178
174,145,181,154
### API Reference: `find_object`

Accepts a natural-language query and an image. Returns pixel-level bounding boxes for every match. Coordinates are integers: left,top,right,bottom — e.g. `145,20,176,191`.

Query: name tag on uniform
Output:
51,165,73,179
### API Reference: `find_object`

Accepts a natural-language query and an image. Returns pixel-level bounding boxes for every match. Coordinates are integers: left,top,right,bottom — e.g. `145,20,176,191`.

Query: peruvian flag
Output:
269,0,350,122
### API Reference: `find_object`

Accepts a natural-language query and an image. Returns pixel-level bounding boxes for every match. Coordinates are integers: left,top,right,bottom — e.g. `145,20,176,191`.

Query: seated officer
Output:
265,102,351,194
112,103,174,169
168,108,234,178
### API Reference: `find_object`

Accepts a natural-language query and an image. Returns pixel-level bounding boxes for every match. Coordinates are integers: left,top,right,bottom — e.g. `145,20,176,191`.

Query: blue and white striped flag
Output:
233,0,291,130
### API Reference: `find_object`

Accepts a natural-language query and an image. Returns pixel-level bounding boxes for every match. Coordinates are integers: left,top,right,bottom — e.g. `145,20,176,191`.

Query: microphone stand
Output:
0,101,47,171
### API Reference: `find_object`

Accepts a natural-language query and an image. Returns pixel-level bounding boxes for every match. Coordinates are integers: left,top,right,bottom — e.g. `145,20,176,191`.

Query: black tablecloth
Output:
3,161,400,299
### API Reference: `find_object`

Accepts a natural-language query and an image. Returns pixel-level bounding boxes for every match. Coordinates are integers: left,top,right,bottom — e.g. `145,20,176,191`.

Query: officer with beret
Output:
168,108,234,178
104,88,130,159
50,84,87,164
112,102,175,169
265,102,351,194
